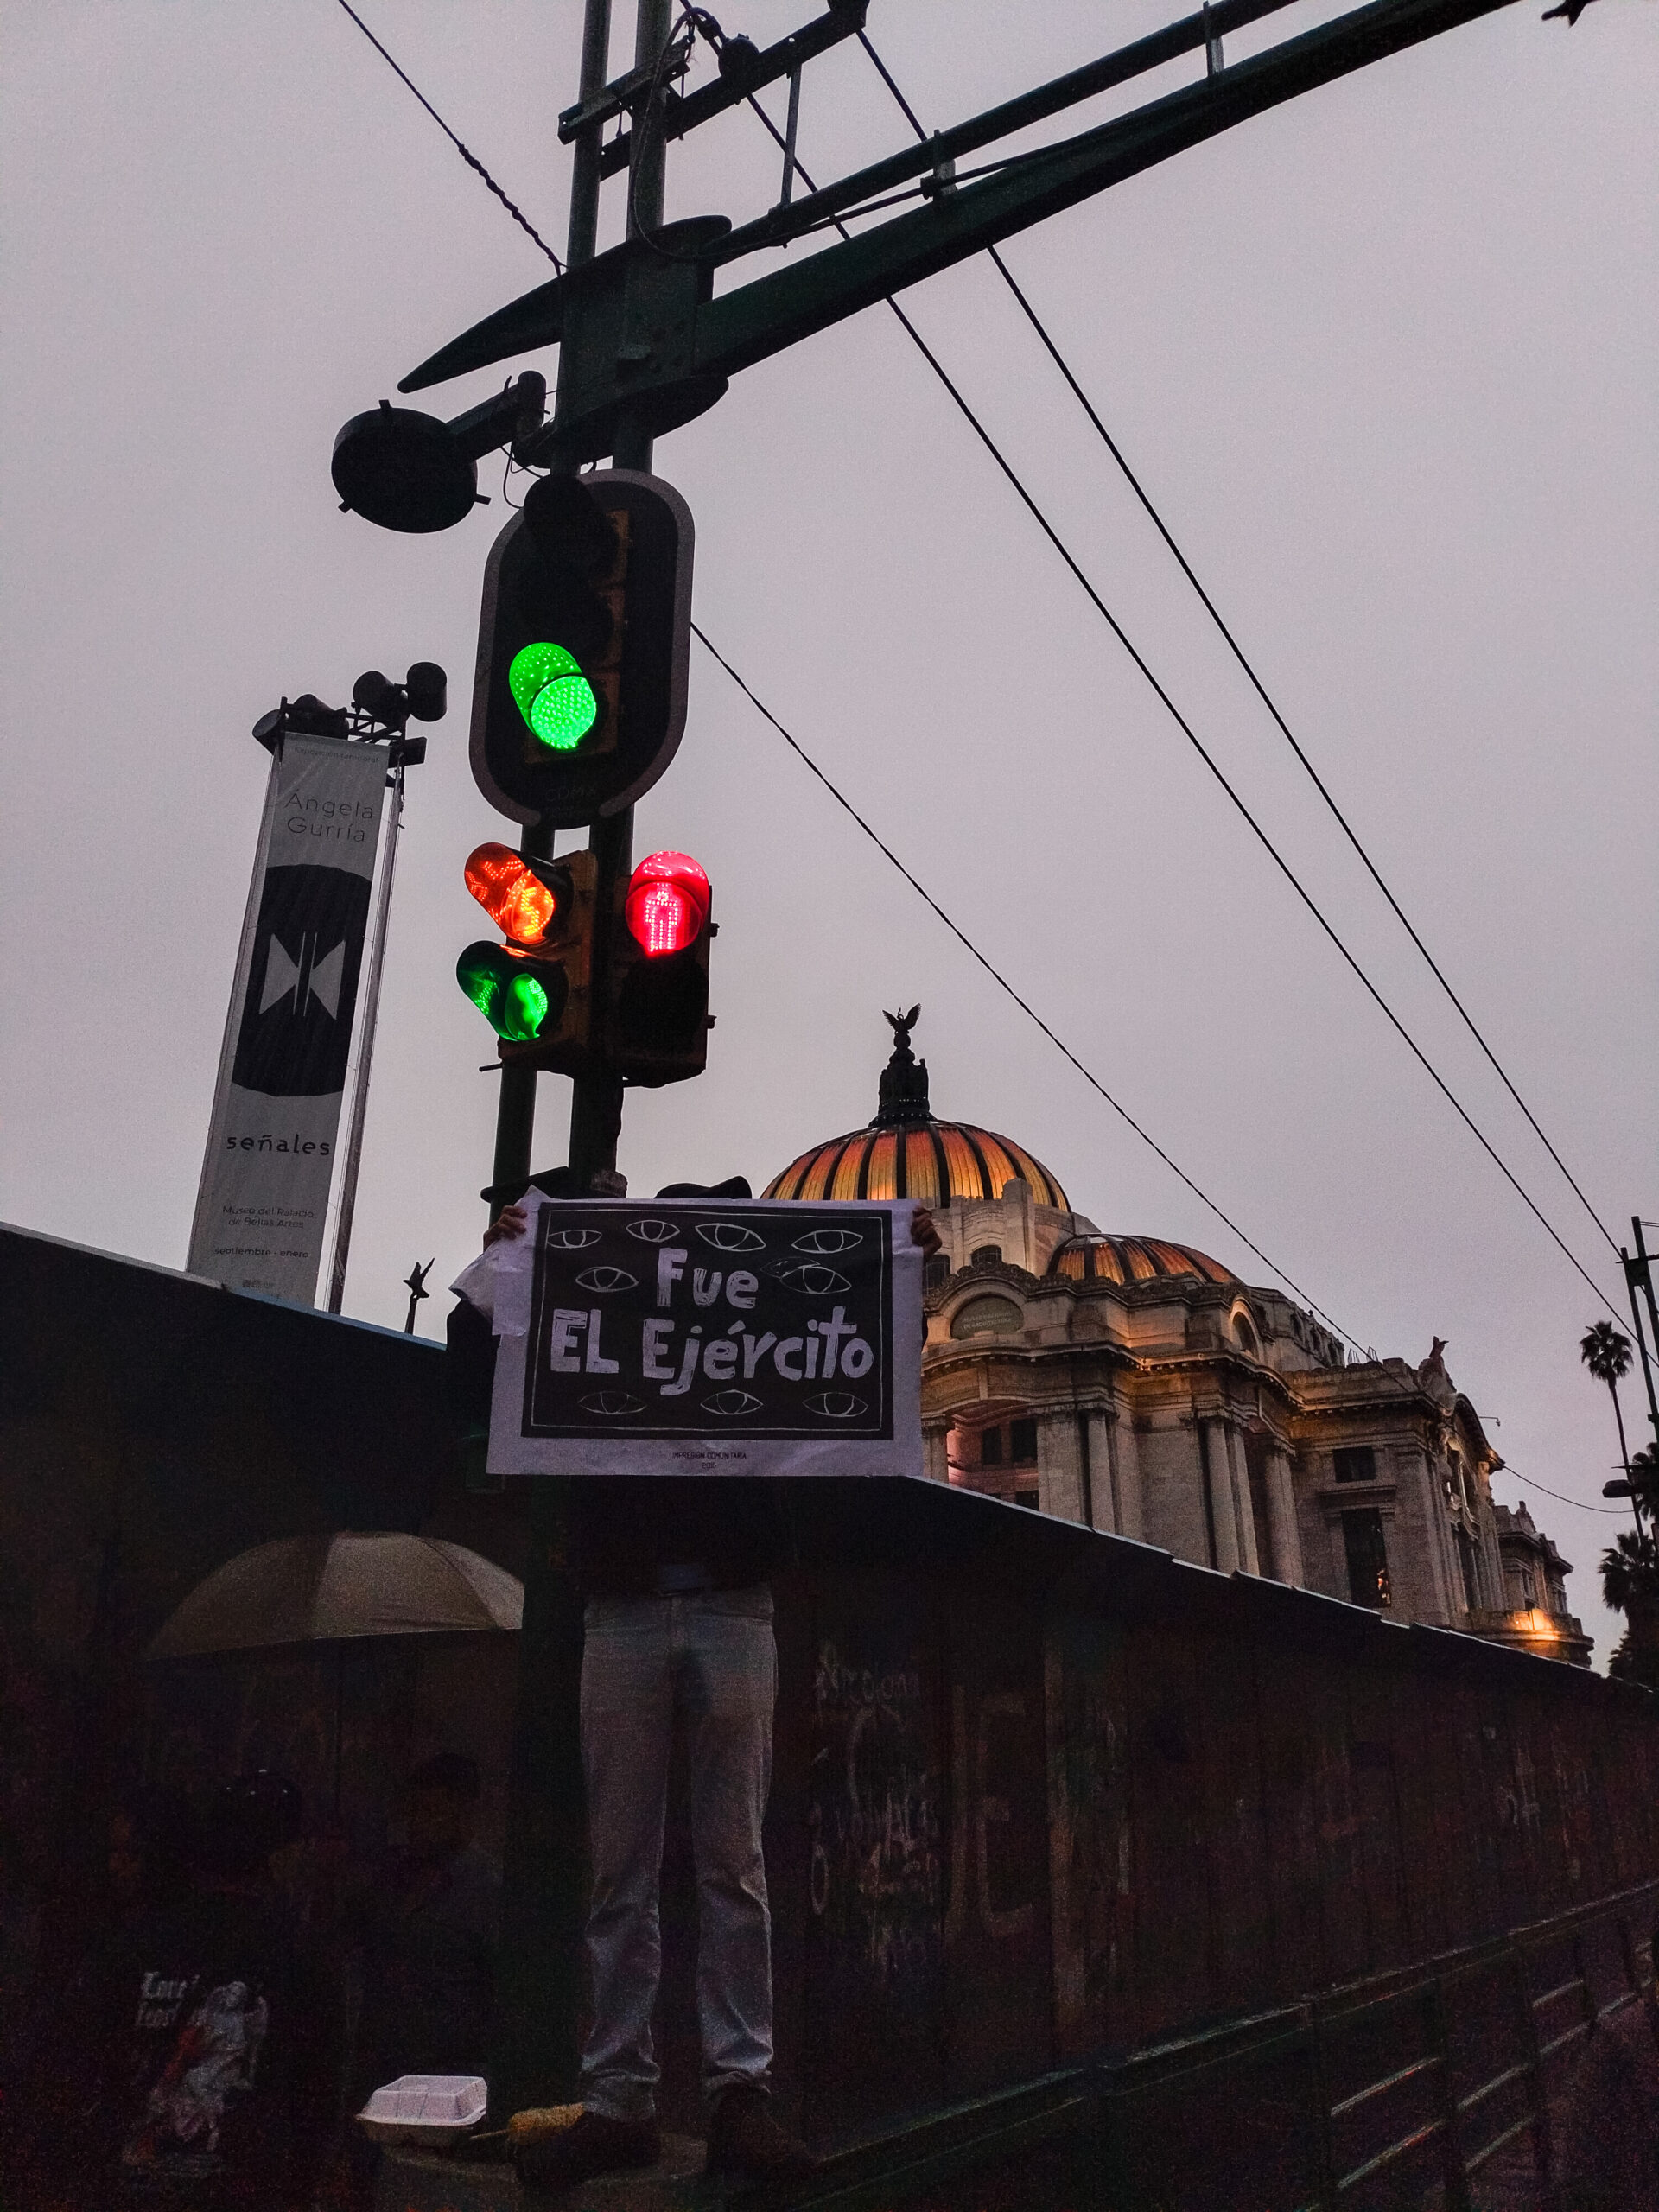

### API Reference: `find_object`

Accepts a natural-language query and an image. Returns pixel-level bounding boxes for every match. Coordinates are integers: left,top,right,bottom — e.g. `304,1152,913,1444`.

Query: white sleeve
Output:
448,1248,499,1325
448,1186,547,1336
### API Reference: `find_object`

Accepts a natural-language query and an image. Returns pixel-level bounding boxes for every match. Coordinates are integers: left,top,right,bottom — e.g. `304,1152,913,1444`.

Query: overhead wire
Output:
1493,1465,1630,1517
855,24,1622,1265
326,9,1624,1343
735,86,1624,1325
690,620,1364,1352
331,0,564,272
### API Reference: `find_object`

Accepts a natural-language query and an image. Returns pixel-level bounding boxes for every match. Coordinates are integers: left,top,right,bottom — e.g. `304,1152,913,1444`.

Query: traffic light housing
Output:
608,850,715,1085
455,842,598,1072
471,469,693,831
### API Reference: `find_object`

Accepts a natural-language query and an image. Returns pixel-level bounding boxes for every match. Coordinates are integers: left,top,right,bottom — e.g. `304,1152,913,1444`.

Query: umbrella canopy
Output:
148,1533,523,1658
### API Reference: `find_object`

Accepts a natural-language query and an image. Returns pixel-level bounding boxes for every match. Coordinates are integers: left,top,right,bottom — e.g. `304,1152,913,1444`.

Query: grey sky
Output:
3,2,1654,1662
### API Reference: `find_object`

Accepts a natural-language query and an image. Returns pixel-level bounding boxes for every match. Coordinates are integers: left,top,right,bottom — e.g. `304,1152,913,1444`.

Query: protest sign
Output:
486,1195,923,1478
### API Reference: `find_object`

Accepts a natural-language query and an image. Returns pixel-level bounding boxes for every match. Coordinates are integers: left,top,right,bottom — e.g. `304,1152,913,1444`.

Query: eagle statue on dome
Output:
884,1004,921,1055
875,1006,929,1128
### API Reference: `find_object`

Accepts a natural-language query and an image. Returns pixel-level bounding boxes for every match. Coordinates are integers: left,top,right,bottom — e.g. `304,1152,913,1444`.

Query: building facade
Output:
765,1014,1592,1666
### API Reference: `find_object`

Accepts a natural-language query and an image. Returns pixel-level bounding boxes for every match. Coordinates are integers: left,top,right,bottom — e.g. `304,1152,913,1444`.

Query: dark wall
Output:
4,1221,1656,2161
745,1483,1659,2146
0,1223,473,2108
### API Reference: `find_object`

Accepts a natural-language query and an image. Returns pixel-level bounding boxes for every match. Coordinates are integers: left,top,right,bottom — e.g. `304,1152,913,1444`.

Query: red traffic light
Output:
624,851,709,958
464,842,564,949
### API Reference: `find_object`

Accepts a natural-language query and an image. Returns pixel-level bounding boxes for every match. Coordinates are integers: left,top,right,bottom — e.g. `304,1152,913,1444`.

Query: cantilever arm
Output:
695,0,1522,380
399,0,1520,419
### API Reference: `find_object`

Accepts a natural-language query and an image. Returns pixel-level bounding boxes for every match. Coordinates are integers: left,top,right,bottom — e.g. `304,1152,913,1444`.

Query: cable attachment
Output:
919,131,957,201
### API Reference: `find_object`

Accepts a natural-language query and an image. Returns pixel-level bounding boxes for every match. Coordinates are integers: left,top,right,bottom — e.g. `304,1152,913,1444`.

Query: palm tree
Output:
1603,1529,1659,1687
1600,1529,1659,1616
1580,1319,1635,1473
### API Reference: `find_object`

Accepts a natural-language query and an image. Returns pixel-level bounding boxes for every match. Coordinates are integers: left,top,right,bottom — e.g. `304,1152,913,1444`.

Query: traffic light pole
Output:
486,0,613,1220
492,0,671,2123
563,0,670,1190
489,0,618,2126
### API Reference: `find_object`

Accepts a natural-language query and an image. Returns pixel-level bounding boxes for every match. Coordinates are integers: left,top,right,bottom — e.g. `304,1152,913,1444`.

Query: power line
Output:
331,0,564,272
318,22,1364,1353
738,92,1624,1327
985,245,1624,1268
855,26,1621,1265
1492,1465,1630,1517
690,619,1365,1353
327,0,1618,1315
330,25,1632,1516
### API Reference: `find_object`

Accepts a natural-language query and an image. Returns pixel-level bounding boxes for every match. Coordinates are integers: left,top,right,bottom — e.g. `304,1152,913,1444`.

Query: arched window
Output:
950,1294,1022,1340
1233,1312,1258,1356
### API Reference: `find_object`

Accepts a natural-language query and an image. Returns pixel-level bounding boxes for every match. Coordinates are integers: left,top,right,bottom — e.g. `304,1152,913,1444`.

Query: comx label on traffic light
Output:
455,842,598,1071
471,469,693,830
610,850,715,1086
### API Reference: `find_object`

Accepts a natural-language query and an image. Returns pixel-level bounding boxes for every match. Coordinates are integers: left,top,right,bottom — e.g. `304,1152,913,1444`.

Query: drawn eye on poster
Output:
486,1198,924,1478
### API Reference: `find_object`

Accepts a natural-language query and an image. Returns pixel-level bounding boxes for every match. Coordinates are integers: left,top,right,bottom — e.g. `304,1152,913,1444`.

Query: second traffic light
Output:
455,842,715,1084
455,842,598,1072
472,469,693,831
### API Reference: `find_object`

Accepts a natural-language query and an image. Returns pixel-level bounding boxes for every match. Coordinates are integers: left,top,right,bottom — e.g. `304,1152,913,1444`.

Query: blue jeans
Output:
578,1587,776,2120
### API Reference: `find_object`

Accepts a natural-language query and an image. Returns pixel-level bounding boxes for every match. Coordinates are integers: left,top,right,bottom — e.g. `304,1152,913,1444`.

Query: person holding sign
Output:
463,1188,938,2188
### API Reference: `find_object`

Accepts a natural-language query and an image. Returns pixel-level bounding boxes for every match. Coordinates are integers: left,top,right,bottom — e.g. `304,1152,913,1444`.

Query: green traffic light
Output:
502,972,550,1039
509,642,598,751
456,944,550,1041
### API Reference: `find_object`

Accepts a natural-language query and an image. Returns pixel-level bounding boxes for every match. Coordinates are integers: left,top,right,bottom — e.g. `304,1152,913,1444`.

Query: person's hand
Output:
910,1205,942,1259
484,1203,528,1249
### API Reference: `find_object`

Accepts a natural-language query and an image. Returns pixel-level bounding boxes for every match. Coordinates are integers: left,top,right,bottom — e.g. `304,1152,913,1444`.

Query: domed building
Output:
765,1013,1591,1664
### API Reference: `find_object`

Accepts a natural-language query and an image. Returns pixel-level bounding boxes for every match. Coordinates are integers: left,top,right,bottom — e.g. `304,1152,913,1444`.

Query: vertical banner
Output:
188,732,388,1302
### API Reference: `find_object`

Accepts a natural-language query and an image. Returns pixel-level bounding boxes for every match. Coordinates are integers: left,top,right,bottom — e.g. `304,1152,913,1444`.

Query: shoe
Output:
513,2108,661,2189
706,2086,818,2182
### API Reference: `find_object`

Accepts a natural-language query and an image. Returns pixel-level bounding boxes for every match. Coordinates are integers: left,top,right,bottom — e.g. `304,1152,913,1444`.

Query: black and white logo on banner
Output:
232,865,371,1097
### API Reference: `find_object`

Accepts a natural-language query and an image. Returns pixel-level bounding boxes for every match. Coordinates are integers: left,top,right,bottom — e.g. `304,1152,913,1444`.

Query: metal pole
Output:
565,0,671,1183
484,0,615,1224
490,0,617,2126
326,749,402,1312
1632,1219,1659,1449
780,66,802,207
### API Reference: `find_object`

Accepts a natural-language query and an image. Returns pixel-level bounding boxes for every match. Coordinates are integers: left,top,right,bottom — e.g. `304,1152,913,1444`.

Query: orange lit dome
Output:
1049,1234,1237,1286
762,1007,1070,1211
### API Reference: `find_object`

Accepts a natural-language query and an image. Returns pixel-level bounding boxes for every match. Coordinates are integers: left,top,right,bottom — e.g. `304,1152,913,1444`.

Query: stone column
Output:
1264,1446,1304,1586
1404,1446,1457,1622
1204,1418,1241,1573
1082,1408,1114,1533
923,1420,951,1485
1037,1409,1087,1525
1221,1421,1261,1576
1106,1408,1144,1541
1476,1493,1506,1612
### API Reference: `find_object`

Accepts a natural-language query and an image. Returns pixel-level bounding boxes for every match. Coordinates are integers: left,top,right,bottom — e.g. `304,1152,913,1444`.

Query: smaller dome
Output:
1050,1234,1237,1287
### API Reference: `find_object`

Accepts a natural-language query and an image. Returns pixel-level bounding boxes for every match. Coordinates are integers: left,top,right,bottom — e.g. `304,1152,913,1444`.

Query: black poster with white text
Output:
487,1197,923,1478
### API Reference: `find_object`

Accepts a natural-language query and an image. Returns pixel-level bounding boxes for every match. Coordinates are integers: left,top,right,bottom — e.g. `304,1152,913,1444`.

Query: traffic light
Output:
608,850,714,1084
471,469,693,831
454,842,598,1071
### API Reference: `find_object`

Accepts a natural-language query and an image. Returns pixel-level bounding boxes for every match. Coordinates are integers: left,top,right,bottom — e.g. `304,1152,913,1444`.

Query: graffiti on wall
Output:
809,1635,943,1992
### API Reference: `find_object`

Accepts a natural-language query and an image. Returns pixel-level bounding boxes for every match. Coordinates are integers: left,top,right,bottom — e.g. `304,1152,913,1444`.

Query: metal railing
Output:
776,1878,1659,2212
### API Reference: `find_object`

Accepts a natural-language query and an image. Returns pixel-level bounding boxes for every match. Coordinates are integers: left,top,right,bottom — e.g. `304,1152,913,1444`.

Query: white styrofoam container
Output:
356,2074,488,2147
